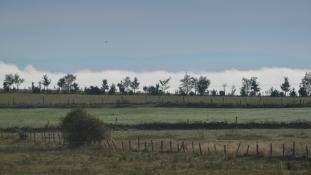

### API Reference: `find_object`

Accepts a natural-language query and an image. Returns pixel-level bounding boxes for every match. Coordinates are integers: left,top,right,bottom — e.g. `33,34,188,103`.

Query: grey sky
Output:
0,0,310,72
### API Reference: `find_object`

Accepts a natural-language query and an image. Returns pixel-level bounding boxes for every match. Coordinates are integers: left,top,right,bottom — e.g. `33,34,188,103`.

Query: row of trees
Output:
2,72,311,96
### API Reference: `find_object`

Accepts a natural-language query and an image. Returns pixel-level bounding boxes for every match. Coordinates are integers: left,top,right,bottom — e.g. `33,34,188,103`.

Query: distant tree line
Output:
2,72,311,97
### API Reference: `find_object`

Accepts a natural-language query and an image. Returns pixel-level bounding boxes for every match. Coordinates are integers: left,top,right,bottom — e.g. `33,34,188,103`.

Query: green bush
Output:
60,109,110,147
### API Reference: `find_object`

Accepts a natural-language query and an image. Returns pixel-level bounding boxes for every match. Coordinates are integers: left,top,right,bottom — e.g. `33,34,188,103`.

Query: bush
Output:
60,109,110,147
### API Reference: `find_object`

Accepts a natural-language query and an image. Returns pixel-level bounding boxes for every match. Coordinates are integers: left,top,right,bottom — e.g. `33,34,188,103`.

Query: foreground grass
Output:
0,146,310,175
0,107,311,127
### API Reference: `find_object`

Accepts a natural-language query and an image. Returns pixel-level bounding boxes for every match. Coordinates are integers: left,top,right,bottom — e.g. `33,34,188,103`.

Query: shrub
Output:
60,109,110,147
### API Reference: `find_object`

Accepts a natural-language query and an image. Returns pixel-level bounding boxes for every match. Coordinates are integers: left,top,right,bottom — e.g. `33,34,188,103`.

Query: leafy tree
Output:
57,74,77,93
85,86,101,95
179,73,194,95
211,89,217,96
269,88,280,97
117,81,125,94
123,77,131,93
300,72,311,96
289,88,297,97
101,79,109,94
240,77,260,96
3,74,14,91
299,86,307,97
143,86,148,94
196,76,210,95
250,77,260,96
60,109,109,147
41,74,51,91
191,77,198,95
159,77,171,94
130,77,140,94
108,84,116,95
280,77,290,96
219,91,225,96
12,73,24,90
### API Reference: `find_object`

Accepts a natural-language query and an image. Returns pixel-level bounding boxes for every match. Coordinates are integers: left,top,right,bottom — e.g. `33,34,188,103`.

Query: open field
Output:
1,129,311,175
1,93,311,108
0,107,311,128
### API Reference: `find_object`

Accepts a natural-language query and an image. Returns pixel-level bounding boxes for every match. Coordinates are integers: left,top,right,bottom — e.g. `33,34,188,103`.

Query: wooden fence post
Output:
306,145,309,160
144,141,147,152
224,145,227,160
161,140,164,153
236,143,241,156
199,142,202,155
121,141,125,152
283,144,285,158
129,140,132,152
192,141,194,153
170,140,172,152
270,143,272,158
256,143,259,157
137,137,140,152
177,143,180,152
245,145,250,156
293,142,295,157
151,140,154,152
214,144,217,153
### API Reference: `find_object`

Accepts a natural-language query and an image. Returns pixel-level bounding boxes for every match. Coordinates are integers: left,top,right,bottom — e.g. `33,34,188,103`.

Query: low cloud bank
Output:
0,61,309,94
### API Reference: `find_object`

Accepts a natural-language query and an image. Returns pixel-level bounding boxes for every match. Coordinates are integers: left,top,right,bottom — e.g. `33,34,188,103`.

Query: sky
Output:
0,0,311,92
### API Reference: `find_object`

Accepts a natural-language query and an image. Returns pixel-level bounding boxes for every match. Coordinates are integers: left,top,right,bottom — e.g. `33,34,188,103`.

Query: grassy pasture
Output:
0,107,311,128
1,93,311,107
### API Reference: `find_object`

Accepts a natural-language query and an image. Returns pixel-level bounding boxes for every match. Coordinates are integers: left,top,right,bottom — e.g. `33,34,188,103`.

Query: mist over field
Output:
0,61,309,93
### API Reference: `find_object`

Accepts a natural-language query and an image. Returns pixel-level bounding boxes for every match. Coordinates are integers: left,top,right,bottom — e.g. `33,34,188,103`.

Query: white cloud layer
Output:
0,61,309,94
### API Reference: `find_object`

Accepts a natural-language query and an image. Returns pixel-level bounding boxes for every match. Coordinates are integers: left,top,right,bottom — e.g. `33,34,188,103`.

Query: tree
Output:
280,77,290,96
299,86,307,97
222,83,227,95
101,79,109,94
159,77,171,94
13,73,24,90
191,77,198,95
289,88,297,97
230,85,236,96
300,72,311,96
57,74,77,93
57,78,66,91
41,74,51,91
117,81,125,95
269,88,280,97
123,77,131,93
240,77,260,96
60,109,109,147
196,76,210,96
3,74,14,91
85,86,101,95
130,77,140,94
250,77,260,96
179,73,194,95
108,84,116,95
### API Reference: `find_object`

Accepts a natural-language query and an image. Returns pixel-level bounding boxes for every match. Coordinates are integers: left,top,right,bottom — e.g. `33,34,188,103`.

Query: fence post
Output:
246,145,249,156
256,143,259,157
182,141,185,152
199,142,202,155
236,143,241,156
161,140,164,153
214,144,217,153
224,145,227,160
270,143,272,158
192,141,194,153
306,145,309,160
151,140,154,152
144,141,147,152
137,137,140,152
170,140,172,152
283,144,285,158
121,141,124,152
129,140,132,152
293,142,295,157
33,132,36,144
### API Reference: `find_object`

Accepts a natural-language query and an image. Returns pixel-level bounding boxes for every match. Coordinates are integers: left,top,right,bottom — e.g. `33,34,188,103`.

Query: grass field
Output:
0,107,311,128
1,93,311,108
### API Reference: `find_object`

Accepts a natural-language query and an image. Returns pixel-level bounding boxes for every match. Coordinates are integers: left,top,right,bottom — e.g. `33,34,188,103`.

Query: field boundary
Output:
1,94,311,108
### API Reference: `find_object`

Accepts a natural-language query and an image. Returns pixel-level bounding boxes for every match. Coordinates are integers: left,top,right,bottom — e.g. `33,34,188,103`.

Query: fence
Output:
0,130,309,160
